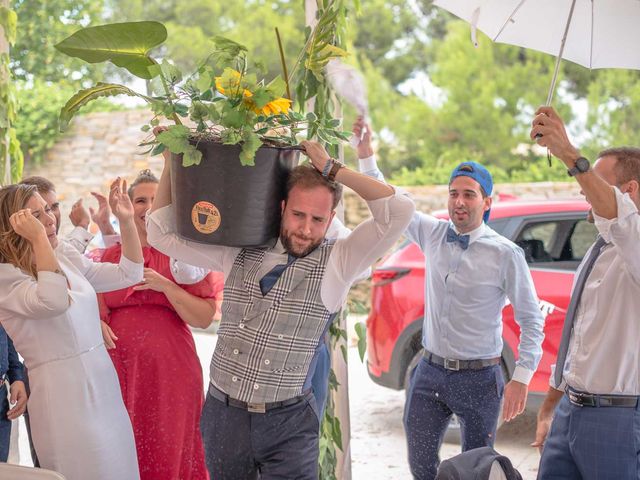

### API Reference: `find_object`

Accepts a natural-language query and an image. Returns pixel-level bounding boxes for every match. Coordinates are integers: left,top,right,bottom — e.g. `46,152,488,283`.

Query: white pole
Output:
304,2,352,479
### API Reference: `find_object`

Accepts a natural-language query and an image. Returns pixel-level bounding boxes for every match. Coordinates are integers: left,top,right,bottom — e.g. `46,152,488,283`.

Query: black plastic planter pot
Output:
171,140,300,248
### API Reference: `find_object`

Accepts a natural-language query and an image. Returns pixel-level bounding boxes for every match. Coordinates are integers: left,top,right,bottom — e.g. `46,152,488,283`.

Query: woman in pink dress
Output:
96,170,223,480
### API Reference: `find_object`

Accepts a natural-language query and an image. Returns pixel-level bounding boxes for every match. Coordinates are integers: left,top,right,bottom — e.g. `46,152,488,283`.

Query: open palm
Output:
108,177,134,222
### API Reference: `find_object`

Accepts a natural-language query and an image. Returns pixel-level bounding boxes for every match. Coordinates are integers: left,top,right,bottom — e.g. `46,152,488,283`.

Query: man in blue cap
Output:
353,118,544,480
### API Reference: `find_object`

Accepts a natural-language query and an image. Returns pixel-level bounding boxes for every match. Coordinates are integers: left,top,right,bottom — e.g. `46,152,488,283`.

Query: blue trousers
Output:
538,394,640,480
200,389,321,480
0,383,10,462
403,358,504,480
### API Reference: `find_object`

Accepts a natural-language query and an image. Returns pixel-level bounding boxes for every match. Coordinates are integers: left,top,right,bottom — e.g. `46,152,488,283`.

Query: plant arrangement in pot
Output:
54,7,351,247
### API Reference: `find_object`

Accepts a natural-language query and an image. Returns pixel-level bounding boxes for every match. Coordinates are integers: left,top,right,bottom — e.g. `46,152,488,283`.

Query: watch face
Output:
576,157,590,172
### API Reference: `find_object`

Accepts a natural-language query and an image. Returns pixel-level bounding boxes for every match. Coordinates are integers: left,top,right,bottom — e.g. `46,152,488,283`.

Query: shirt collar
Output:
450,222,486,245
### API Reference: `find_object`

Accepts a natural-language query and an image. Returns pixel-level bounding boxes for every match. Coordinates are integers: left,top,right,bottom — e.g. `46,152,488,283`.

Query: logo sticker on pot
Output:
191,201,221,234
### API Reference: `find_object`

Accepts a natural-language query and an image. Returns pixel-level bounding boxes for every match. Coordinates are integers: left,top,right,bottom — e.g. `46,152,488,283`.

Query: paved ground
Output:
12,328,541,478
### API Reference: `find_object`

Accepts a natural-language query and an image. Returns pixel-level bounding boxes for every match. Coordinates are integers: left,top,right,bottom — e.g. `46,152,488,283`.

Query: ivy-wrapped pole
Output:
305,1,353,479
0,0,11,185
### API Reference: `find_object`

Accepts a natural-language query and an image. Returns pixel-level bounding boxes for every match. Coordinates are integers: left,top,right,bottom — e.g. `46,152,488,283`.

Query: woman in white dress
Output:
0,178,143,480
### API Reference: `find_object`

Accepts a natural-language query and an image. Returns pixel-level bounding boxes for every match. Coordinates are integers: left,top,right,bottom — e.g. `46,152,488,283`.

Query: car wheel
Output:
403,351,509,445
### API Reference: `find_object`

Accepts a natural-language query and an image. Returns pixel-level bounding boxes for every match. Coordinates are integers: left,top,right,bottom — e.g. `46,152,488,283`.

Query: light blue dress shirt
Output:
359,156,544,384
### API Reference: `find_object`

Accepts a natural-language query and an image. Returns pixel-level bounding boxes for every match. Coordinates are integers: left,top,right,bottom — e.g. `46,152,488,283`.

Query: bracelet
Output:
321,158,333,177
327,160,344,182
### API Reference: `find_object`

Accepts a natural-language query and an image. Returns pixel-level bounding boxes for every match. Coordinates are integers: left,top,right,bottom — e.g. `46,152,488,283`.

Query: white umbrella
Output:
433,0,640,105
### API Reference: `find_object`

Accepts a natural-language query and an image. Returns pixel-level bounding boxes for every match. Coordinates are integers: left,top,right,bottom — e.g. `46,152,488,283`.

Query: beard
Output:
280,228,323,258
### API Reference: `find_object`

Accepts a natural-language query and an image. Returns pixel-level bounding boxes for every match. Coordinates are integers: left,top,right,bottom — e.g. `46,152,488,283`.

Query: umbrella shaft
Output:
546,0,578,105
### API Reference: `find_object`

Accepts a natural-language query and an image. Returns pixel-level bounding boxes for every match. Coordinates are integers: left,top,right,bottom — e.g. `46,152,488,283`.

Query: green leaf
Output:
355,322,367,363
211,36,249,64
265,76,287,98
54,21,167,79
190,101,209,123
221,129,242,145
340,345,348,363
160,59,182,84
155,125,191,154
59,83,149,132
182,145,202,167
240,128,262,166
306,112,318,122
196,71,213,93
150,143,166,157
331,417,343,451
140,124,151,132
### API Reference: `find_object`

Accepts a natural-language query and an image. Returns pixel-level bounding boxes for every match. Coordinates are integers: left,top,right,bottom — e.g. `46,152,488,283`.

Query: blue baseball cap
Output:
449,161,493,222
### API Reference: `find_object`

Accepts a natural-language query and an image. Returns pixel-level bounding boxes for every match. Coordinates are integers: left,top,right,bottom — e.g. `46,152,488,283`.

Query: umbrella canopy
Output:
435,0,640,106
434,0,640,70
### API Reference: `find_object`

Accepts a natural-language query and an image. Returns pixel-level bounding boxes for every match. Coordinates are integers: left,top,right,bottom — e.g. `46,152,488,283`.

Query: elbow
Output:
32,294,70,319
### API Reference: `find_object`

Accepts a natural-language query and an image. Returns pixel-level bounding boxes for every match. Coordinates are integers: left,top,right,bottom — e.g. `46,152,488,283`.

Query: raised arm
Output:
531,106,617,219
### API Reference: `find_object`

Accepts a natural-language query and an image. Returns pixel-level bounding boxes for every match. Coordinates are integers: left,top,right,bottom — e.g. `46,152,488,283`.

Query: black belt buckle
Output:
444,358,460,371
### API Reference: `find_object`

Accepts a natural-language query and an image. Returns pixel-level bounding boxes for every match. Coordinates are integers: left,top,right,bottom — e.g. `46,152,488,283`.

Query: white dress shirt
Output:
553,188,640,395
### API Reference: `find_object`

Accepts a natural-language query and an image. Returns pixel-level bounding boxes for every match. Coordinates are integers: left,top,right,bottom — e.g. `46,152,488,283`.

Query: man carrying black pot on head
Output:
146,139,415,479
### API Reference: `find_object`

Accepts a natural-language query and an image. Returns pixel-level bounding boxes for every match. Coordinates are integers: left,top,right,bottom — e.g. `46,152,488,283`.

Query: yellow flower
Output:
251,97,292,116
215,69,291,116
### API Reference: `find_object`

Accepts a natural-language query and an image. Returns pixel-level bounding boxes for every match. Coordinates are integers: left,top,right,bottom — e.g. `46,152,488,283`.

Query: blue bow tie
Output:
446,227,470,250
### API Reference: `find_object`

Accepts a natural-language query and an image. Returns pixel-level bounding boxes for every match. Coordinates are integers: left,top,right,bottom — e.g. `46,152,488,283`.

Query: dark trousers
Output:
0,383,10,462
538,394,640,480
200,389,321,480
404,358,504,480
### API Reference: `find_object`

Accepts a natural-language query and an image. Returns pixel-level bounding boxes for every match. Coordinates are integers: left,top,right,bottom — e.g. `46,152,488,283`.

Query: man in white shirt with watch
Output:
531,106,640,479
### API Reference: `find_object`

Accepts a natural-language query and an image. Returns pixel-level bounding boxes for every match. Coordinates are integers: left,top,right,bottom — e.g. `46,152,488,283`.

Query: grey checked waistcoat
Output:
210,240,335,403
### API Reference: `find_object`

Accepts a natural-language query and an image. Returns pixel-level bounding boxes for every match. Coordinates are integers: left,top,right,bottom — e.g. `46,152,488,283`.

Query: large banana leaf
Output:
54,21,167,79
59,83,150,132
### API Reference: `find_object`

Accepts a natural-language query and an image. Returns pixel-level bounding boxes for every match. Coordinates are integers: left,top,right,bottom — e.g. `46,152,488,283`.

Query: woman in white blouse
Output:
0,178,143,480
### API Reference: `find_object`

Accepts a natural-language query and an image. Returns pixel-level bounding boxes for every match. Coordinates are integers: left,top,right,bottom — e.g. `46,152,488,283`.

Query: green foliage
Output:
0,7,22,184
14,79,124,165
54,21,168,79
11,0,105,84
58,82,148,131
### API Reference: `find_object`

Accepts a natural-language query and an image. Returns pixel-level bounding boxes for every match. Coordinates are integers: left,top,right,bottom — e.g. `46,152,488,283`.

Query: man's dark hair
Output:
598,147,640,186
20,176,56,194
285,165,343,210
128,169,159,199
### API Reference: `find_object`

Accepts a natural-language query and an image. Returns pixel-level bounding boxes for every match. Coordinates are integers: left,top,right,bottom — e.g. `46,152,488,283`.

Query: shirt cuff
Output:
103,234,121,248
118,254,144,283
358,154,378,173
593,187,638,240
511,365,534,385
69,226,93,245
8,367,24,384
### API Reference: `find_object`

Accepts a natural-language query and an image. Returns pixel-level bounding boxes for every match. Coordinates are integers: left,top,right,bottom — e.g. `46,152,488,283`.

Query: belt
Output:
566,387,639,408
424,350,501,371
208,384,310,414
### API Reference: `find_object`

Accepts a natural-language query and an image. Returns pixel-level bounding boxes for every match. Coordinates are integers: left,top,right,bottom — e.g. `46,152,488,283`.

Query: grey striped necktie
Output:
554,235,607,387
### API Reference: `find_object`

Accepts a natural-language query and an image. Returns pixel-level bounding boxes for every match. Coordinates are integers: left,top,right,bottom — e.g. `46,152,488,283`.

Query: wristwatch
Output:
567,157,590,177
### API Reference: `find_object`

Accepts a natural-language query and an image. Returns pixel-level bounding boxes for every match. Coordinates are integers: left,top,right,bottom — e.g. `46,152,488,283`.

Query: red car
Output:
366,199,594,426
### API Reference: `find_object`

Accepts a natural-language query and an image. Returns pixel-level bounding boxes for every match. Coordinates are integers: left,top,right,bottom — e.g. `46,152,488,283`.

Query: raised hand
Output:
108,177,134,222
352,116,374,159
9,209,47,244
299,140,332,174
69,198,91,229
90,191,115,235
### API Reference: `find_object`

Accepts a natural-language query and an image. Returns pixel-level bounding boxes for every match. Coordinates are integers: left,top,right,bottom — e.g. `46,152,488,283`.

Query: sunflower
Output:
215,70,291,116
